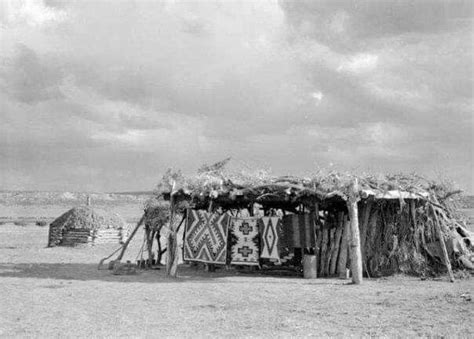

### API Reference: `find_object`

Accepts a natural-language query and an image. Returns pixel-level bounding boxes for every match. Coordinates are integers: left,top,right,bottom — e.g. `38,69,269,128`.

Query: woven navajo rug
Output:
259,217,281,261
281,214,316,249
229,218,260,266
184,210,230,264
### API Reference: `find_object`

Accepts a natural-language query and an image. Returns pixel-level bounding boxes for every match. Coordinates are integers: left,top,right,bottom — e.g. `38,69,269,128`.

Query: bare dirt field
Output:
0,223,473,338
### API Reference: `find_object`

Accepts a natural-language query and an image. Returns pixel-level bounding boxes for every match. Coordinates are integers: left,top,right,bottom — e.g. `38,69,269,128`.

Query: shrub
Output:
36,220,48,227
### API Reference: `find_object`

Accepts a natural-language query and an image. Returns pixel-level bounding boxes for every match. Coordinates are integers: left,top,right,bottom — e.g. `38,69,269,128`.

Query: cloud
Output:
0,0,472,192
0,0,67,27
337,54,379,74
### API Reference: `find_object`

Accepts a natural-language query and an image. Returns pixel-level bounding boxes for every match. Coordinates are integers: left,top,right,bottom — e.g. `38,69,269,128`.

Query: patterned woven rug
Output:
281,214,316,249
229,217,260,266
183,210,230,264
259,217,281,261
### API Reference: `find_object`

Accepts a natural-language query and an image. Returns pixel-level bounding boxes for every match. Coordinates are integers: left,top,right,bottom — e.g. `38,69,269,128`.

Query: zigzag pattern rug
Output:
184,210,230,264
229,218,260,266
259,217,281,261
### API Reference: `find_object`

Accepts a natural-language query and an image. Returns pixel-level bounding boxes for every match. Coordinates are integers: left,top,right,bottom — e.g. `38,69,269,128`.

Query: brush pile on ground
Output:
149,159,473,277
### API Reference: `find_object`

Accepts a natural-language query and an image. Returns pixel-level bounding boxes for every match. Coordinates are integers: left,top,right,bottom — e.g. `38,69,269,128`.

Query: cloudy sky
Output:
0,0,472,193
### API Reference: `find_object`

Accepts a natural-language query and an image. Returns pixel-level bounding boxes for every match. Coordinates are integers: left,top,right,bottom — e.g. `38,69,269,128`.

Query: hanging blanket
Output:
184,210,230,264
259,217,281,261
229,218,260,266
281,214,316,249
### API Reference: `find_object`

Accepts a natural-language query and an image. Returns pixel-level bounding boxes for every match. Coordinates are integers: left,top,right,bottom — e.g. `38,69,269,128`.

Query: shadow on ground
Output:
0,263,323,284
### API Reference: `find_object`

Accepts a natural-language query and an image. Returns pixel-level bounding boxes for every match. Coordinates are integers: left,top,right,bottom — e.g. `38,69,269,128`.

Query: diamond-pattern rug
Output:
259,217,281,261
184,210,230,264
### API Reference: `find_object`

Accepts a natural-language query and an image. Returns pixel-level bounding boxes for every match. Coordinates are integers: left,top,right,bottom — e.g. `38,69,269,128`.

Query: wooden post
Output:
116,214,145,261
319,226,329,277
410,201,420,252
156,230,164,265
166,194,179,277
146,229,156,267
360,200,373,261
313,203,319,257
431,205,455,282
337,215,350,278
346,179,363,284
315,226,322,276
330,212,343,276
326,227,335,276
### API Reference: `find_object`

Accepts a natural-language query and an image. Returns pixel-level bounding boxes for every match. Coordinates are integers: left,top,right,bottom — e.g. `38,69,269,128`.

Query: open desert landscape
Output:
0,191,473,337
2,0,473,337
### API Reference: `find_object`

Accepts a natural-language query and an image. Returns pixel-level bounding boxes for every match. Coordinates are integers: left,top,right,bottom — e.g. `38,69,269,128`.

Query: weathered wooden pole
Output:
116,214,145,261
346,179,363,284
313,203,320,256
431,205,455,282
337,215,350,278
166,192,179,277
156,230,164,265
329,212,344,276
145,228,156,267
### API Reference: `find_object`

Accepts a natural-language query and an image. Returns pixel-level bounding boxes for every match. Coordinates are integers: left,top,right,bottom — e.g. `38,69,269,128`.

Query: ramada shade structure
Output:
144,166,471,283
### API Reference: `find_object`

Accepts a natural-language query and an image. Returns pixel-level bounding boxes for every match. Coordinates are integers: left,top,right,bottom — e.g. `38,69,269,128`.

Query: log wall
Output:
48,226,130,247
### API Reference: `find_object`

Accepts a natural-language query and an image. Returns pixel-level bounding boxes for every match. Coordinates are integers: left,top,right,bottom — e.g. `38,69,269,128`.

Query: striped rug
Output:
281,214,316,249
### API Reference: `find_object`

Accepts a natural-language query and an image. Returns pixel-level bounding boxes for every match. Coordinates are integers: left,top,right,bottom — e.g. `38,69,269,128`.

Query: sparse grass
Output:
13,221,28,227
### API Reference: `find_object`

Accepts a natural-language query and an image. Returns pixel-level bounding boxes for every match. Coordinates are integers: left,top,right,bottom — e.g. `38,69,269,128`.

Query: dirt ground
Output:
0,224,472,338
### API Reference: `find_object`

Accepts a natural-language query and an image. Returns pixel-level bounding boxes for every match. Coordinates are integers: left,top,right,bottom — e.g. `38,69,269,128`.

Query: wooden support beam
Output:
346,179,363,284
313,203,319,258
360,200,373,263
326,227,335,276
330,212,343,276
166,195,179,277
319,226,329,277
116,214,145,262
431,205,455,283
337,214,350,278
156,230,163,265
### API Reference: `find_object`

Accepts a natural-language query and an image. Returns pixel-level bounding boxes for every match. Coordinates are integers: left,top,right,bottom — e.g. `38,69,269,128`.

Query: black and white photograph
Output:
0,0,473,337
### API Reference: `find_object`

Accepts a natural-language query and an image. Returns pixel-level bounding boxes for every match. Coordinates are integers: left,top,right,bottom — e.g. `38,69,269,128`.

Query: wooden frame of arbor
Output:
108,169,469,284
158,173,461,284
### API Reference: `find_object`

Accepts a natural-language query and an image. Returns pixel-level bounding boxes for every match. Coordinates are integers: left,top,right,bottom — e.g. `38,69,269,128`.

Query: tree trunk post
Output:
156,230,163,265
313,203,319,257
346,179,363,284
166,194,179,277
337,214,350,278
330,212,344,276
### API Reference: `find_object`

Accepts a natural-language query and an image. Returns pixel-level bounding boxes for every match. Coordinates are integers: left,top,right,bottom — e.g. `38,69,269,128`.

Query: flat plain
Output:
0,223,473,337
0,194,473,337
